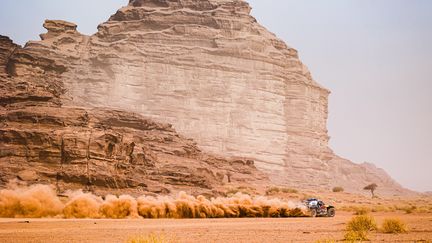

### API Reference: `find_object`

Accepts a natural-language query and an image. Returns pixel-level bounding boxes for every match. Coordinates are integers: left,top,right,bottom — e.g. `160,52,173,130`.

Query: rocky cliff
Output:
0,0,408,195
0,34,267,196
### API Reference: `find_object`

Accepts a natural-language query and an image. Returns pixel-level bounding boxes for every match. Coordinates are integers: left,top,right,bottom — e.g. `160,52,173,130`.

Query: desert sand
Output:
0,212,431,243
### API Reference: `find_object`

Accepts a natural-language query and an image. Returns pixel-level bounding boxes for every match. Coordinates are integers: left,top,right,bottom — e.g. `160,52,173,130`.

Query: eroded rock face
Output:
61,0,330,177
0,0,410,195
40,20,79,40
0,35,266,196
0,106,265,196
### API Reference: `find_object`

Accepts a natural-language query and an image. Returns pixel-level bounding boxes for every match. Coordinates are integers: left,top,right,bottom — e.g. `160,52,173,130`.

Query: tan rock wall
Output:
0,0,411,195
55,1,331,179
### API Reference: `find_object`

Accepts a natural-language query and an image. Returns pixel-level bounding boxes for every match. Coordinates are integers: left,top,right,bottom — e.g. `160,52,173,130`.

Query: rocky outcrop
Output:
0,36,19,75
0,0,410,195
0,106,265,196
0,35,266,196
40,20,79,40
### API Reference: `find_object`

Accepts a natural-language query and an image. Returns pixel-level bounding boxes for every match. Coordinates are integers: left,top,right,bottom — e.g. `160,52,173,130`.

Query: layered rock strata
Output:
0,35,266,196
0,0,408,195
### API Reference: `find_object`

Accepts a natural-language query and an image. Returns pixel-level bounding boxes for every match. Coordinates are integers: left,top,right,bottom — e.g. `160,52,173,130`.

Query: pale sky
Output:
1,0,431,192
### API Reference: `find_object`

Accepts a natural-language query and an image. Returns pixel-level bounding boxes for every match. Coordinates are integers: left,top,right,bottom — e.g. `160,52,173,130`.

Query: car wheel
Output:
310,209,317,217
327,208,335,217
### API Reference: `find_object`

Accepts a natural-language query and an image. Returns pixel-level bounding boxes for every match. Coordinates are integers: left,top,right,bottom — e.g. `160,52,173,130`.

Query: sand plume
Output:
0,184,63,218
136,191,307,219
100,195,139,219
63,191,102,219
0,184,307,219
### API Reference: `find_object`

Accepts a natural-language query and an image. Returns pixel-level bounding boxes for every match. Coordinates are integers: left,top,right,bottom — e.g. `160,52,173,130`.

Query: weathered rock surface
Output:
0,34,266,196
0,105,265,196
0,0,410,195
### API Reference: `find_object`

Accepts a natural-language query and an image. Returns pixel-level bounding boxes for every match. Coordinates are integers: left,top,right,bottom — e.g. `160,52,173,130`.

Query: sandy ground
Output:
0,212,431,243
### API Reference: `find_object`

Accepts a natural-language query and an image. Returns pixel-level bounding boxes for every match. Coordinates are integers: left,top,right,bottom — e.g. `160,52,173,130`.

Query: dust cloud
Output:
0,185,307,219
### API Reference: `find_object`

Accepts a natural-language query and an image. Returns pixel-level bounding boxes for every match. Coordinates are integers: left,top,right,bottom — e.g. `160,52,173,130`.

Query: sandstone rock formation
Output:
0,35,266,196
0,0,408,195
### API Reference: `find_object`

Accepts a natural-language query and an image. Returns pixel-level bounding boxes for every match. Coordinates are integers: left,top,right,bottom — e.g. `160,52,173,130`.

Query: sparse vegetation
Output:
371,205,393,213
281,188,298,194
315,239,336,243
381,218,408,234
340,203,432,214
404,207,414,214
344,215,377,241
265,187,298,196
401,205,416,214
127,233,174,243
346,215,378,232
340,205,373,214
226,186,257,196
364,183,378,198
332,187,344,193
354,207,370,215
344,230,369,242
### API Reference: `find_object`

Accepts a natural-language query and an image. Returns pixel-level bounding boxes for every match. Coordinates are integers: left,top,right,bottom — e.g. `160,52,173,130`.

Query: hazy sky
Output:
1,0,431,192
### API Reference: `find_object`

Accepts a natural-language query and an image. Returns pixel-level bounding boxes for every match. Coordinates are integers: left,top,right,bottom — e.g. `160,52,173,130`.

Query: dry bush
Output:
340,205,372,214
381,218,408,234
354,207,370,215
394,205,417,214
265,187,280,195
315,239,336,243
332,187,344,193
344,230,369,242
127,233,174,243
346,215,377,232
265,187,298,195
339,205,355,212
413,206,429,213
404,208,414,214
281,188,298,194
226,186,256,196
371,205,393,213
344,215,377,241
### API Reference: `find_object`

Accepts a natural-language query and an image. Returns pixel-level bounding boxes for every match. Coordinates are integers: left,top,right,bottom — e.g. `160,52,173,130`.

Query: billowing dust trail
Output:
0,185,307,219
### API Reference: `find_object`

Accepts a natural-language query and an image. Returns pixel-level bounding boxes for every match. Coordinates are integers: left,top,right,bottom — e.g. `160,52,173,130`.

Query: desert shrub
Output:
127,233,173,243
265,187,280,195
394,205,417,214
344,215,377,241
354,207,370,215
265,187,298,195
338,205,355,212
315,239,336,243
381,218,408,234
371,205,392,213
332,187,344,193
404,207,414,214
417,206,430,213
405,205,417,214
346,215,377,232
281,188,298,194
226,186,256,196
344,230,369,242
